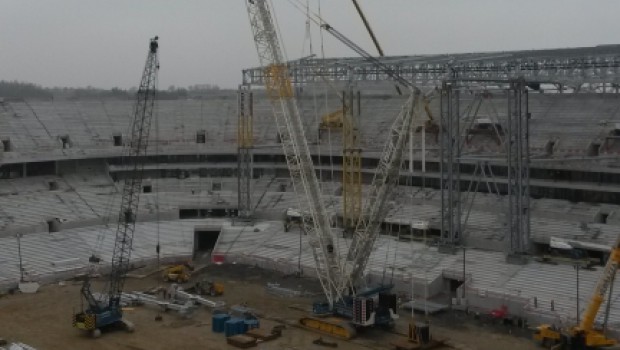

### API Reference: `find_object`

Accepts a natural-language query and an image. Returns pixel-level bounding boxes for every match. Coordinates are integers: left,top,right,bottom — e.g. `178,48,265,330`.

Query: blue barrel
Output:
244,319,259,331
225,318,245,337
212,313,230,333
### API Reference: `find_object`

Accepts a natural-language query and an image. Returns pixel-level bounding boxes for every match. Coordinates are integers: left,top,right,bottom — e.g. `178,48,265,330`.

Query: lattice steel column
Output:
237,85,253,221
439,82,462,252
342,87,362,235
505,80,530,263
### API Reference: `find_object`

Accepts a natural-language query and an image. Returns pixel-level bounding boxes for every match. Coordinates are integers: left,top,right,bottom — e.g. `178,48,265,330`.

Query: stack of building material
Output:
245,327,280,341
226,334,257,348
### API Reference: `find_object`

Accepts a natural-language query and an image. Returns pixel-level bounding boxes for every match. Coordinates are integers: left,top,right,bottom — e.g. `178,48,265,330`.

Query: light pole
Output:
16,234,24,282
574,263,580,322
297,224,302,277
462,245,466,299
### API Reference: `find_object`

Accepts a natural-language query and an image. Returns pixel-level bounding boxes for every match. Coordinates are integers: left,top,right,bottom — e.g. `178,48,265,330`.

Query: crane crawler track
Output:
299,316,357,340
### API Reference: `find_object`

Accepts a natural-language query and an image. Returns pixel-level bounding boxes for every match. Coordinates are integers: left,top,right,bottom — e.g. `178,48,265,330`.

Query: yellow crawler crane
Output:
534,235,620,349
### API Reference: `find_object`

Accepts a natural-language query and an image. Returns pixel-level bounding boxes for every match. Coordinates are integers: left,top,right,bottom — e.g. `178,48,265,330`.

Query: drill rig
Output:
73,36,159,338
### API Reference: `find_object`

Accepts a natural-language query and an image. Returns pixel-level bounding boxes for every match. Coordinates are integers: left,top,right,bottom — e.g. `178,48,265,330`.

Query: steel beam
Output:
237,85,253,221
243,45,620,88
439,82,462,250
506,80,530,262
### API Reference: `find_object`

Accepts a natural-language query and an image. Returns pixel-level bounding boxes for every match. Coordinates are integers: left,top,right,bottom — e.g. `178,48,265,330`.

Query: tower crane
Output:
534,233,619,349
73,36,159,337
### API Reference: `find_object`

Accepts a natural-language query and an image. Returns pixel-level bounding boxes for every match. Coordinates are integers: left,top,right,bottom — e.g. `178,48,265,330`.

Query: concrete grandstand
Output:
1,68,620,334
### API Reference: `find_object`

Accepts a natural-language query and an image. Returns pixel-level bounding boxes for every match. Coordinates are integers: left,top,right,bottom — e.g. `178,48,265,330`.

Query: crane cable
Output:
154,80,161,271
92,101,131,261
300,0,313,59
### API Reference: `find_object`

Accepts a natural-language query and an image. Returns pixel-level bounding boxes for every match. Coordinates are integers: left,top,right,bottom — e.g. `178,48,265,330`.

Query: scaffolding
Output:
506,81,530,262
439,79,531,262
439,82,462,251
237,85,253,222
342,87,362,234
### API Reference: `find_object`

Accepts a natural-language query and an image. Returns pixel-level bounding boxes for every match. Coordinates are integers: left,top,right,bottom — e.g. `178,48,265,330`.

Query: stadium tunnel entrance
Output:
193,225,222,260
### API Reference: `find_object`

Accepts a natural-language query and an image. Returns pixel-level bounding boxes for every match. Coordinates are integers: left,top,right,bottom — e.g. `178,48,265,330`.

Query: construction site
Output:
1,1,620,350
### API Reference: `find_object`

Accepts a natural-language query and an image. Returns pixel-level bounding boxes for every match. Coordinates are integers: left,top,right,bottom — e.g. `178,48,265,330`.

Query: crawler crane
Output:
73,36,159,337
245,0,426,338
534,233,619,349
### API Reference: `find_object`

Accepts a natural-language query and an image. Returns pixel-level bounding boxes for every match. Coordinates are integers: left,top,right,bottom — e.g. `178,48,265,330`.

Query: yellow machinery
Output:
533,235,620,349
342,92,361,234
162,262,194,283
191,279,224,297
319,107,346,130
299,316,356,340
318,98,361,235
414,96,440,141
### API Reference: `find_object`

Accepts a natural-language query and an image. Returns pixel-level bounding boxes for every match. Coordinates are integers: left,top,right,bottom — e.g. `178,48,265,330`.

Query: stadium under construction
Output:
2,8,620,350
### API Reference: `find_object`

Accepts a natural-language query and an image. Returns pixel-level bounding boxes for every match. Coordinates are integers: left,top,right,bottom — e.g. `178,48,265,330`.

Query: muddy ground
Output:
0,263,540,350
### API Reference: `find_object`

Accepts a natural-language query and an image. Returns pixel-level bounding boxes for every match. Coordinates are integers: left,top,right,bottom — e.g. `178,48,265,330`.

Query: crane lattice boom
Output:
346,91,422,285
245,0,344,307
579,235,620,332
78,37,159,321
106,37,159,308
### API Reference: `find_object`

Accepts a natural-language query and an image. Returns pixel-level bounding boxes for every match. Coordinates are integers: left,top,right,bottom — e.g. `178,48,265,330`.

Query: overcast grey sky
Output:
1,0,618,89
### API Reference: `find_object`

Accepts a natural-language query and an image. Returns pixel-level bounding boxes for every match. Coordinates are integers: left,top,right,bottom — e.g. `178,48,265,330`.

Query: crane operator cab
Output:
150,36,158,53
284,208,303,232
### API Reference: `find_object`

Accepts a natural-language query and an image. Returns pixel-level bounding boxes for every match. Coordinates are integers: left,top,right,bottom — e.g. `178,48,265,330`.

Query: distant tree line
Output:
0,80,224,101
0,80,53,99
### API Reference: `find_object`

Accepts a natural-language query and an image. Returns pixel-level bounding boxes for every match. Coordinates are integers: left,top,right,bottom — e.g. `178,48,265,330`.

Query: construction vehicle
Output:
73,36,159,338
414,96,440,142
192,279,224,296
245,0,426,339
284,208,303,232
319,107,346,130
533,233,620,349
162,262,194,283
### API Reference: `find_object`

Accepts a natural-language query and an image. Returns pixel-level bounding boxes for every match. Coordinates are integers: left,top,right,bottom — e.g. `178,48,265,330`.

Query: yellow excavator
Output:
533,234,620,349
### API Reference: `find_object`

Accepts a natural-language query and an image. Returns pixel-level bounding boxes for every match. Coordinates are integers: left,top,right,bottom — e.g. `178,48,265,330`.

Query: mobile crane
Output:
245,0,426,339
533,233,619,349
73,36,159,338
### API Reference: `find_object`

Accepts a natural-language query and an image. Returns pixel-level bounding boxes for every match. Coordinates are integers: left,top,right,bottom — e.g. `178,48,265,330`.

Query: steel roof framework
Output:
243,45,620,89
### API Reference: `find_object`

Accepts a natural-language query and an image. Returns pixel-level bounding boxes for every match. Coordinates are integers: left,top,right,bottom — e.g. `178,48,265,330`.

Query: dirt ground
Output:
0,263,540,350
